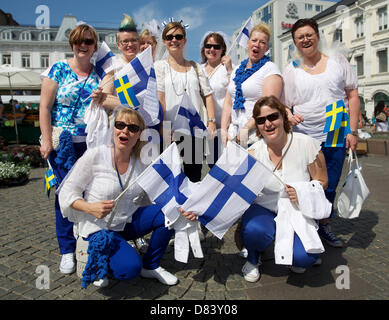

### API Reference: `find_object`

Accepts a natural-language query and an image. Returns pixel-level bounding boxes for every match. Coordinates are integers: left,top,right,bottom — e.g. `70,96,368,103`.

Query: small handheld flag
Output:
236,17,253,47
94,41,115,80
114,75,140,108
324,100,351,147
44,169,57,197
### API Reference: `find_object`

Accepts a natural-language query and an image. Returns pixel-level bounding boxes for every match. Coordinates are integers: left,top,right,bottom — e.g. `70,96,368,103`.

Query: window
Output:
39,32,50,41
334,28,343,42
305,4,313,11
2,54,11,64
355,17,364,38
20,31,31,41
377,49,388,73
22,54,30,68
355,55,364,76
316,5,322,12
1,31,12,40
106,33,116,44
378,7,388,31
41,54,49,68
262,6,272,23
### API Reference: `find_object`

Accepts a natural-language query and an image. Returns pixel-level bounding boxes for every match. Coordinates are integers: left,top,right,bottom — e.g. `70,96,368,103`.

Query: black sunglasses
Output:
165,34,185,41
75,38,95,46
114,121,140,133
255,112,280,125
204,44,221,50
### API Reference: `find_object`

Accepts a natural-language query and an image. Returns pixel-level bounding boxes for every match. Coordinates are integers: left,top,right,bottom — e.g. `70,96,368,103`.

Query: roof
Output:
312,0,357,20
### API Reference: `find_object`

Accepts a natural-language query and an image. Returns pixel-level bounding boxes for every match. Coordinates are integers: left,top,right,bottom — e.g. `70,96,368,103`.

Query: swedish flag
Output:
44,169,57,197
114,75,140,108
324,104,351,148
323,100,346,133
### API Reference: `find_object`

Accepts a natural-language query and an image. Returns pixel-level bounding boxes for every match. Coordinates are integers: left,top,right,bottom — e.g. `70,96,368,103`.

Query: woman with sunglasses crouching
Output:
58,108,178,288
239,96,328,283
39,24,102,276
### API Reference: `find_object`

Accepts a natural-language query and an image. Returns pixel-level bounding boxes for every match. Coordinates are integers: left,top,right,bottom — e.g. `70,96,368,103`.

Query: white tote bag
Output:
337,150,370,219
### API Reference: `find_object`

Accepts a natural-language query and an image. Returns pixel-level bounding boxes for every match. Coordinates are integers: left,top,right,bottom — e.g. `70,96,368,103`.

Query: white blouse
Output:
249,132,321,212
282,54,358,142
227,61,282,143
58,145,147,238
155,60,213,123
201,63,231,128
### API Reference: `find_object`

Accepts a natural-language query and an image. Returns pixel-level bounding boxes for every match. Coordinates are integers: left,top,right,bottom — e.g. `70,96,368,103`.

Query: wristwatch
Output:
350,130,358,136
208,118,216,123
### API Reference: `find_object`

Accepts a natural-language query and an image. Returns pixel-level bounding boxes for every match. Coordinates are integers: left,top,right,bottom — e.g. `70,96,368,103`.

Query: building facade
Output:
230,0,336,66
279,0,389,119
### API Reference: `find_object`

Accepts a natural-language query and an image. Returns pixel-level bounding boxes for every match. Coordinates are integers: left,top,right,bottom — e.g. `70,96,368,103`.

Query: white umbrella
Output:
0,64,42,144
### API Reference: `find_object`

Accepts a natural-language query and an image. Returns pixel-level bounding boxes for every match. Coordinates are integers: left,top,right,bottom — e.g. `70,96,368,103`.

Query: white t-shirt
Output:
201,63,231,128
249,132,321,212
58,144,146,238
227,61,281,143
154,60,213,124
283,54,358,142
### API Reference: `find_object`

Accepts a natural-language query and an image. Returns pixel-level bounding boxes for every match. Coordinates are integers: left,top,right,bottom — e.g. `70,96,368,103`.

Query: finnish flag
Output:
181,141,272,239
93,41,115,80
172,92,207,138
236,17,253,47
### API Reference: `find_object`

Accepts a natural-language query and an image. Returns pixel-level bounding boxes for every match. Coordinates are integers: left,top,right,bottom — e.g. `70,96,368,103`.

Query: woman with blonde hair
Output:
59,108,178,288
221,23,283,147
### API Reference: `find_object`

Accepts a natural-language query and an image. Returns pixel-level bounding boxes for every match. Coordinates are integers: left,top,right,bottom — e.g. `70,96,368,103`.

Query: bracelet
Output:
208,118,216,123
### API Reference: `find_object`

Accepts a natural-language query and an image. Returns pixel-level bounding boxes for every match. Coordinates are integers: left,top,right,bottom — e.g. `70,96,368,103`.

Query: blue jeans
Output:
49,141,87,255
320,143,346,219
241,204,319,268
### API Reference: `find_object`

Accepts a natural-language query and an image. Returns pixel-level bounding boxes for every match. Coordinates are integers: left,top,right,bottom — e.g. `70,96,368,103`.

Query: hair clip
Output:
162,17,189,29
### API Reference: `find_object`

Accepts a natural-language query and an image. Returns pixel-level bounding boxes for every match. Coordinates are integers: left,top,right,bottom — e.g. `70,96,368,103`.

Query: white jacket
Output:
274,180,332,265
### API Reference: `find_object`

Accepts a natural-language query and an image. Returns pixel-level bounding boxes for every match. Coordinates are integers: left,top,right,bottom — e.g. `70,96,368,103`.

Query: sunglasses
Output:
114,121,141,133
119,38,139,46
75,38,95,46
165,34,185,41
255,112,280,125
204,44,221,50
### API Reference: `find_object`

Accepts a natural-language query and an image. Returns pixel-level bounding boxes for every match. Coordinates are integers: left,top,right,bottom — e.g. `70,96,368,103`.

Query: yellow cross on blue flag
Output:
324,100,351,147
114,75,140,108
44,168,57,197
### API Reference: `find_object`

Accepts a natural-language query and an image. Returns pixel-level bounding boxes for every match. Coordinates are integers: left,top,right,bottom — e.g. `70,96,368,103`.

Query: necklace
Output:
167,58,188,96
206,62,222,79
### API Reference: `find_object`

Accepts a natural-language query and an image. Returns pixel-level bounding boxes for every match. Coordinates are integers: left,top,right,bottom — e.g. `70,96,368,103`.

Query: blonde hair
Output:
114,108,146,159
250,23,271,42
140,29,157,45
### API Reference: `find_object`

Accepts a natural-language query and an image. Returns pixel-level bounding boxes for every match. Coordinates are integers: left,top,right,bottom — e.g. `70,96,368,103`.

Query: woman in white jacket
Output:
58,107,177,288
240,96,329,282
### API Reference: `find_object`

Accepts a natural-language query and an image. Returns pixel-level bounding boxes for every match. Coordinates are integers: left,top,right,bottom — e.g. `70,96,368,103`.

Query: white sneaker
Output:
242,261,260,282
239,247,248,258
59,253,75,274
140,267,178,286
93,277,109,288
290,266,306,274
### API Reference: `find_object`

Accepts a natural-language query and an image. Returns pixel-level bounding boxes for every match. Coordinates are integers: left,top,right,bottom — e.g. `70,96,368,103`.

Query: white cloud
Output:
173,6,205,30
133,2,163,29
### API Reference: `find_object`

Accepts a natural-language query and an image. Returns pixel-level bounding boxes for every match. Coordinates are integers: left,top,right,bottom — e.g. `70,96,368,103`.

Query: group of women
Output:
39,17,360,288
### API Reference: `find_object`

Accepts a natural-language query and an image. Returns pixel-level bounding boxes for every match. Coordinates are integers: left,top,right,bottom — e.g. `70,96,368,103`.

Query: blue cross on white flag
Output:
115,46,160,127
136,142,194,227
236,17,253,47
93,41,115,80
172,92,207,138
181,141,273,239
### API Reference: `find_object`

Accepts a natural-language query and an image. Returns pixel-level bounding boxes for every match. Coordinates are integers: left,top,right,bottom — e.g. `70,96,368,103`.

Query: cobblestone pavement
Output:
0,154,388,301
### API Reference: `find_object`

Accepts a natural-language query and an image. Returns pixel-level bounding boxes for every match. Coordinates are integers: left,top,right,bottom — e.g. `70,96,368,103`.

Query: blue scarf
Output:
54,130,76,170
232,55,271,110
81,230,120,289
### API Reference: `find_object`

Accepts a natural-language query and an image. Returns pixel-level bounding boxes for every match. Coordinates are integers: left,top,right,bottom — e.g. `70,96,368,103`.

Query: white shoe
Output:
242,261,260,282
93,277,109,288
140,267,178,286
59,253,75,274
239,247,248,258
290,266,306,274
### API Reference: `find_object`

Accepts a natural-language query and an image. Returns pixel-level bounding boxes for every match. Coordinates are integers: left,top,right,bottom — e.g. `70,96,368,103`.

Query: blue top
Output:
47,60,99,136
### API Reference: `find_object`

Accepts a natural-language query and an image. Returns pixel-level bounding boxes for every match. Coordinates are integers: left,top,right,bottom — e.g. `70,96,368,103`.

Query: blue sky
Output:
1,0,337,61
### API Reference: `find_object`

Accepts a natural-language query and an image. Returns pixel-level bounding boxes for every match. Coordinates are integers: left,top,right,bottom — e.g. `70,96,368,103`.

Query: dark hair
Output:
291,18,319,41
69,24,98,51
374,100,386,117
200,33,227,64
253,96,291,137
119,25,138,33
